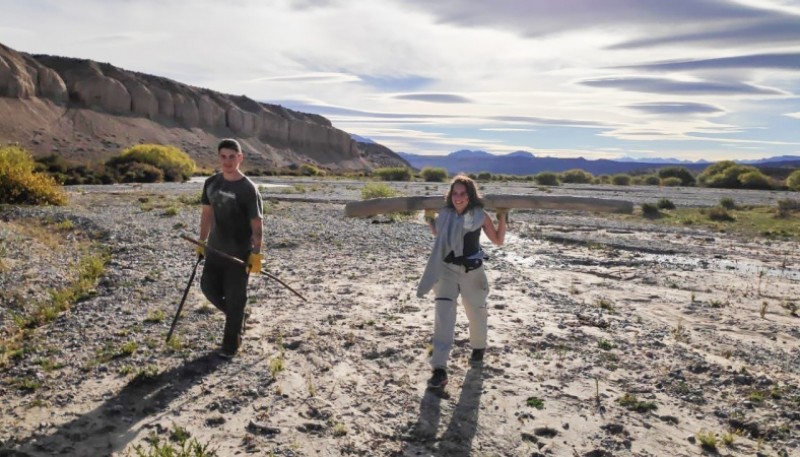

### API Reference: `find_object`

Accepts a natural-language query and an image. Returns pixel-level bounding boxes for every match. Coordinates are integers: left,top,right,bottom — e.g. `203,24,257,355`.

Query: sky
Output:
1,0,799,161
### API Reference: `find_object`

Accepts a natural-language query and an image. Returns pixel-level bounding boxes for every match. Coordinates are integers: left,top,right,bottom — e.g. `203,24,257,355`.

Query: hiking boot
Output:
470,348,485,366
427,368,448,389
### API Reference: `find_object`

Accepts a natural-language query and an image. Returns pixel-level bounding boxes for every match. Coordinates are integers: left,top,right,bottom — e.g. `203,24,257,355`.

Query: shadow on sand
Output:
15,352,225,456
405,367,484,456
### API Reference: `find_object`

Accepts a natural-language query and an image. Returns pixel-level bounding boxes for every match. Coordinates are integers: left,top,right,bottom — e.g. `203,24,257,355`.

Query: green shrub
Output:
637,174,661,186
373,167,412,181
657,198,676,210
299,163,324,176
361,182,398,199
658,167,696,186
118,162,165,183
420,167,448,182
0,146,67,205
787,169,800,191
708,206,735,221
661,177,682,187
477,171,492,181
611,174,632,186
107,144,195,182
738,170,772,189
560,169,593,184
641,203,660,218
719,197,736,210
534,172,559,186
776,198,800,217
594,174,611,184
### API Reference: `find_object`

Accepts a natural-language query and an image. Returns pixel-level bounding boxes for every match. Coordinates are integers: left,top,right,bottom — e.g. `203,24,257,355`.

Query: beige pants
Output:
430,263,489,369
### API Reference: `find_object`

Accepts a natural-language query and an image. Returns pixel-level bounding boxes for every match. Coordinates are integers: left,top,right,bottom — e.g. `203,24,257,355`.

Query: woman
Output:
417,174,507,388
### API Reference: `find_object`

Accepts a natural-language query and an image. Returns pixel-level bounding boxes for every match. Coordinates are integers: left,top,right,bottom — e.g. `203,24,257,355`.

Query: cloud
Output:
251,72,362,84
270,99,450,120
619,53,800,72
578,77,787,95
785,112,800,119
489,115,609,128
627,102,725,115
480,128,536,132
391,93,473,103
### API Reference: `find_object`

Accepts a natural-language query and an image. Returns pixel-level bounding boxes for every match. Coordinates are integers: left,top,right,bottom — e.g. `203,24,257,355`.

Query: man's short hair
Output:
217,138,242,153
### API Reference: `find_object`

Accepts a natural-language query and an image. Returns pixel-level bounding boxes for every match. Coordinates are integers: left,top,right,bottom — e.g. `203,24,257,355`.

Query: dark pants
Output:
200,260,249,354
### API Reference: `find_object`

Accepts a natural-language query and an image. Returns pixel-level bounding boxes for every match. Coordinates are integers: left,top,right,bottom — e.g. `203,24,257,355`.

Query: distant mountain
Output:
350,134,376,144
617,156,710,164
400,150,800,176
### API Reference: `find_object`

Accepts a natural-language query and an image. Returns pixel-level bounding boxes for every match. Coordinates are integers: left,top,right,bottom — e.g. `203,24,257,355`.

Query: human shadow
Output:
437,367,484,456
16,351,225,456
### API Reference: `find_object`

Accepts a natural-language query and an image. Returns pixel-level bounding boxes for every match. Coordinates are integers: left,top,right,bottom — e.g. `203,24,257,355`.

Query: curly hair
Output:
445,174,483,211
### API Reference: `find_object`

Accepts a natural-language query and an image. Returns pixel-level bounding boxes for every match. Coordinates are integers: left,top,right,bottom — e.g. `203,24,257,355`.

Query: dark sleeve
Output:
201,175,213,205
245,180,263,220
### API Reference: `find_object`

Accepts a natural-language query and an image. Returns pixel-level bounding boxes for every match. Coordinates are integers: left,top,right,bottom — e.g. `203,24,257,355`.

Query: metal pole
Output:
166,256,203,344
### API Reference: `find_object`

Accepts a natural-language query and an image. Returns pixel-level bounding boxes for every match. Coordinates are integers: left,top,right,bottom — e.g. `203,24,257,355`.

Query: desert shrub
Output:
708,206,735,221
698,161,765,189
738,170,772,189
594,174,612,184
641,203,660,218
657,198,676,210
361,182,398,199
635,174,661,186
477,171,492,181
373,167,412,181
117,162,165,183
661,177,682,187
719,197,736,209
787,169,800,191
534,172,559,186
658,167,696,186
420,167,448,182
776,198,800,217
0,146,67,205
560,168,594,184
107,144,195,182
611,174,632,186
299,164,323,176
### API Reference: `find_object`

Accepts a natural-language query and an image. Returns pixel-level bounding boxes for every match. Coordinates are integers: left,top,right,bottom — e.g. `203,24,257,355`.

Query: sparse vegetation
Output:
719,197,736,209
595,297,615,312
299,163,324,176
361,182,398,200
597,339,615,350
657,198,676,210
695,429,717,451
559,169,593,184
372,167,412,181
268,354,285,378
787,169,800,191
658,167,696,186
534,172,559,186
526,396,545,409
661,176,682,187
611,174,631,186
618,393,657,413
107,144,195,182
129,431,218,457
641,202,661,219
707,206,736,222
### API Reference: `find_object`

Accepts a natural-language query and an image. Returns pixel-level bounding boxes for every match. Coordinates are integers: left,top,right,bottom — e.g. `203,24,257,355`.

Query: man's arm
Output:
250,217,263,253
199,204,213,241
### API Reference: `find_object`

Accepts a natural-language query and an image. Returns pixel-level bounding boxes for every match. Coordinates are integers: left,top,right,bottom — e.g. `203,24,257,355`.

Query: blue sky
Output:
2,0,799,160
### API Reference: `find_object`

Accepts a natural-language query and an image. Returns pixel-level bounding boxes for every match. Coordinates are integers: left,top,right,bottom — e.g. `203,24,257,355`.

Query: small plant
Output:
299,163,323,176
641,203,660,219
420,167,448,182
120,341,138,357
760,301,768,319
332,422,348,437
268,354,285,378
534,172,559,186
130,432,217,457
306,374,316,397
597,339,615,351
166,335,183,352
695,429,717,451
526,396,545,409
162,206,179,217
781,300,798,317
595,297,615,312
618,393,657,413
372,167,412,181
748,390,765,404
145,309,166,323
656,198,676,210
721,429,739,447
708,206,735,222
671,319,689,342
611,174,631,186
719,197,736,209
361,182,398,200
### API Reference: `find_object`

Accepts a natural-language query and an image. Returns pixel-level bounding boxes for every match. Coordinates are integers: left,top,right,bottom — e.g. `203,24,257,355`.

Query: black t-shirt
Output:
201,173,263,261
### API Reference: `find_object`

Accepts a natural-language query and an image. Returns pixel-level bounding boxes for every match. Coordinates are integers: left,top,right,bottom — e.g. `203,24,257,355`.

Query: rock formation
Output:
0,42,407,171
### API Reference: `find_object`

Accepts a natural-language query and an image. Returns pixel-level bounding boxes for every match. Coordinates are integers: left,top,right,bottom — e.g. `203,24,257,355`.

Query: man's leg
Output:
200,261,226,313
221,266,249,355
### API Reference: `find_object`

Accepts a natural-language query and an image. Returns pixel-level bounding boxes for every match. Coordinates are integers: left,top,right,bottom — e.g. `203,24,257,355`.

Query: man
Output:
197,138,263,358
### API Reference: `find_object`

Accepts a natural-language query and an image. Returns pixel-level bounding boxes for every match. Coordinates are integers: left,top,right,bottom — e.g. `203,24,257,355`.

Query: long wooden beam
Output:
344,194,633,217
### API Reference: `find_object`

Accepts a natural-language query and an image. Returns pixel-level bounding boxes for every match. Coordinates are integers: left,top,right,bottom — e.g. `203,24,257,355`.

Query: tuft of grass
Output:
618,393,657,413
361,182,398,200
640,202,660,219
145,309,166,323
719,197,736,210
595,297,615,312
526,396,545,409
130,432,217,457
707,206,736,222
695,429,717,451
656,198,676,210
268,354,285,379
162,206,179,217
748,390,765,404
597,339,615,351
332,422,348,437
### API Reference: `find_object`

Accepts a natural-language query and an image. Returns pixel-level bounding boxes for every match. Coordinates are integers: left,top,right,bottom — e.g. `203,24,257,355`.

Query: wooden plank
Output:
344,193,633,217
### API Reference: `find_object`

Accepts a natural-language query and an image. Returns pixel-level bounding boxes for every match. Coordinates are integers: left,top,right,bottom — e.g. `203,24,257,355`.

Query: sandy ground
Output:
0,180,798,457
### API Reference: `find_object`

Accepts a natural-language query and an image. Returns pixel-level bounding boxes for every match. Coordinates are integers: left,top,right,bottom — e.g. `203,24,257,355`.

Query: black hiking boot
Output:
427,368,448,389
470,348,485,367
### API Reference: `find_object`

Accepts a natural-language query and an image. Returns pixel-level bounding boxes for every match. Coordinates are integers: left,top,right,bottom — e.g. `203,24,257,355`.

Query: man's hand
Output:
247,253,263,275
195,244,205,260
424,209,437,224
496,208,510,223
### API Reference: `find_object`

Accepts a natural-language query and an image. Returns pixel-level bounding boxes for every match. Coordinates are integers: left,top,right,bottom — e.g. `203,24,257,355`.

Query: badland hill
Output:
0,42,408,171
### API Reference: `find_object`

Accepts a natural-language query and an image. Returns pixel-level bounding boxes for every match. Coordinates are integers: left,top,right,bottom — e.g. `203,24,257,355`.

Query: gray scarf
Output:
417,207,485,298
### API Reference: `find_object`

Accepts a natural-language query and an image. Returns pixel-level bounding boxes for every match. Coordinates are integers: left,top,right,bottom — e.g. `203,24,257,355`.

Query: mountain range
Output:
397,150,800,176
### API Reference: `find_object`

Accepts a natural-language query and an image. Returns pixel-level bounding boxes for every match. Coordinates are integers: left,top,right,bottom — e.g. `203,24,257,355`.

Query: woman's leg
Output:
460,267,489,350
430,267,460,370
